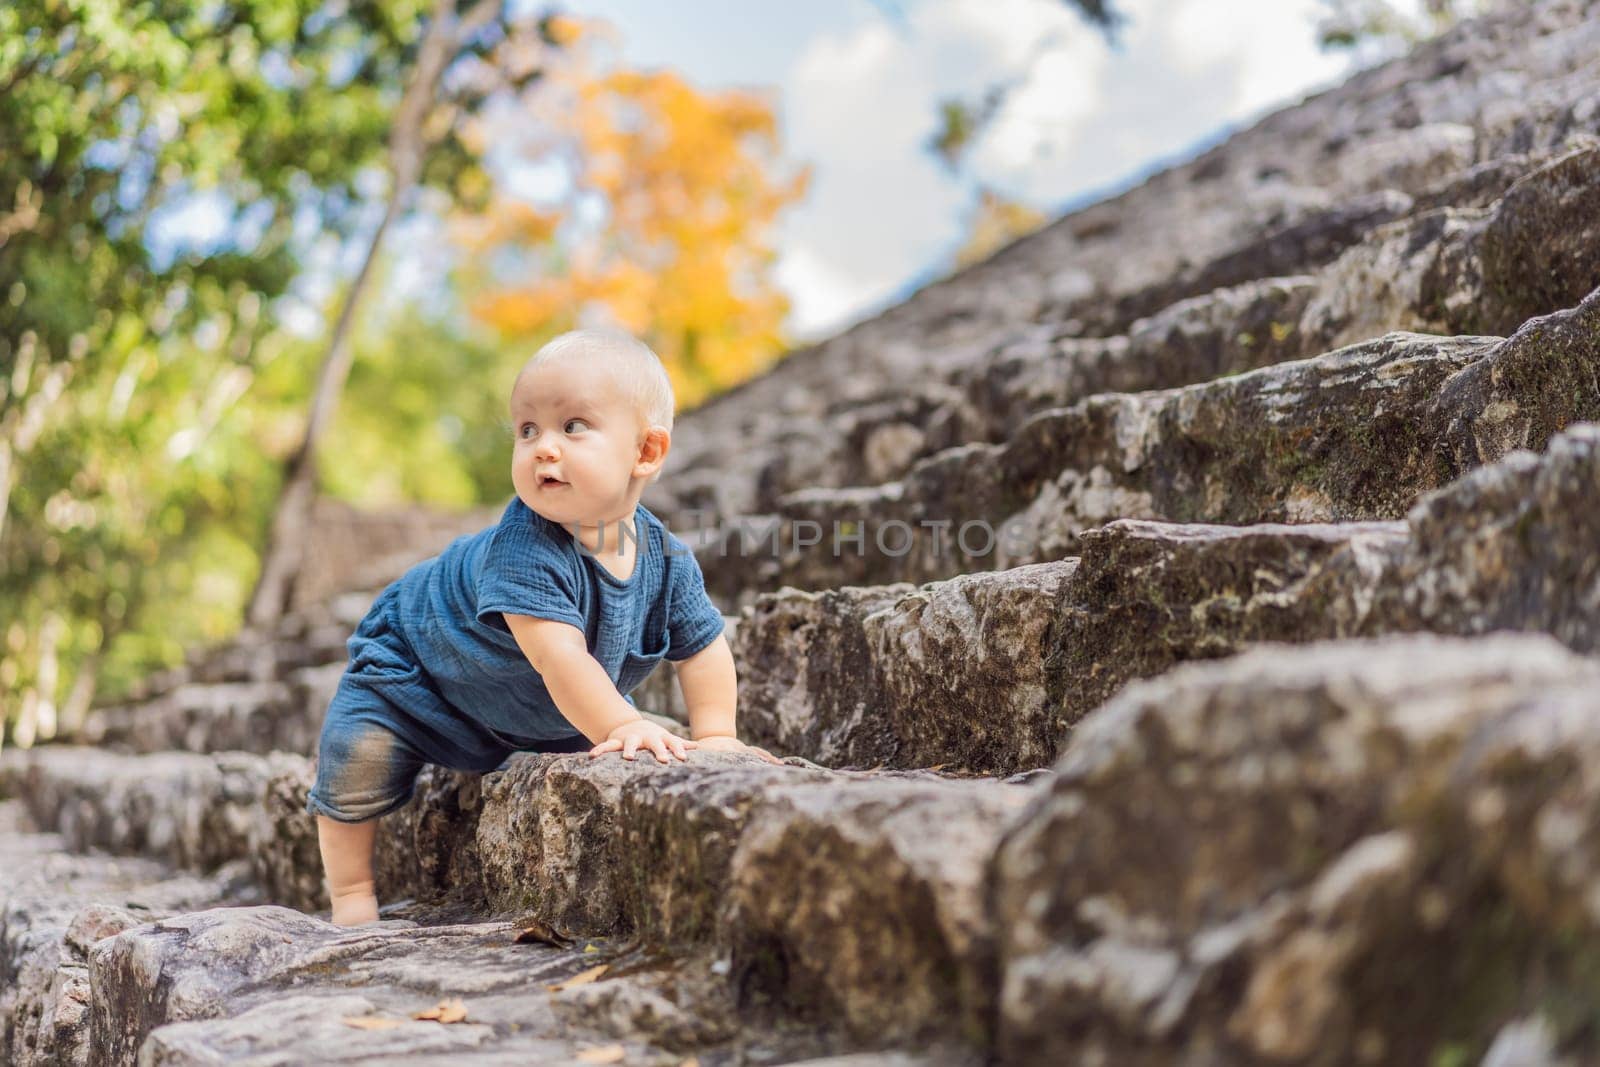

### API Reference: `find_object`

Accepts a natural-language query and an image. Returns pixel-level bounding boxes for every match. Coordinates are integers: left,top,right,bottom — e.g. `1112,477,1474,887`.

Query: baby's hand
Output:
590,718,697,763
692,734,783,765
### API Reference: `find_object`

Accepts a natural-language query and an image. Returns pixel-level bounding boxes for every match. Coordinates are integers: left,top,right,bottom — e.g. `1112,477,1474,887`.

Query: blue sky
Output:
547,0,1374,338
151,0,1399,343
537,0,1388,337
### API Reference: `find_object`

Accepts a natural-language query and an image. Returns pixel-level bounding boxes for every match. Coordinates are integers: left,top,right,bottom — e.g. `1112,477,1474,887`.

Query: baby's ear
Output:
635,424,671,474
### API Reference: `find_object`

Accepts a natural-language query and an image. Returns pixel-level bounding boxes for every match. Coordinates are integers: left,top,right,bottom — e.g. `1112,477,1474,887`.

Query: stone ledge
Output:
734,421,1600,774
9,744,1037,1052
994,633,1600,1064
704,280,1600,598
0,800,244,1067
735,563,1075,775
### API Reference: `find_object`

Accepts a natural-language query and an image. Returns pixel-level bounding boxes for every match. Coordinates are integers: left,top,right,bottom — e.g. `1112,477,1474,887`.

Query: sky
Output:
550,0,1367,339
147,0,1397,344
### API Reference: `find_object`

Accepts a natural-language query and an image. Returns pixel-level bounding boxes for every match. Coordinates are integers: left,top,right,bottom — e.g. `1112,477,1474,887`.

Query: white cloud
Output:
1160,0,1352,119
776,0,1100,337
774,0,1357,340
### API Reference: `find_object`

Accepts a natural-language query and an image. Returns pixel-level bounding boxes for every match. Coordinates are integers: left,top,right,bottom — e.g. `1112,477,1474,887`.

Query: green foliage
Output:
319,301,537,510
927,90,1007,174
1315,0,1483,53
0,1,527,743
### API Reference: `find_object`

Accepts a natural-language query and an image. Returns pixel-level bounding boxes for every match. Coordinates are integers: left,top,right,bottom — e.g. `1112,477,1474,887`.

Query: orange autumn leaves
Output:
457,18,809,411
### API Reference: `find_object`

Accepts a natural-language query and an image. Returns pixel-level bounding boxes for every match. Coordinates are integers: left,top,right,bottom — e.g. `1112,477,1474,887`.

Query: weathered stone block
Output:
724,775,1037,1047
992,635,1600,1065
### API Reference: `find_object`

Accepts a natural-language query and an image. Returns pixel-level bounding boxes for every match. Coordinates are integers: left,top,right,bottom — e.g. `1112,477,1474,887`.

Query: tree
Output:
0,0,548,744
316,299,526,511
245,0,518,628
458,20,810,410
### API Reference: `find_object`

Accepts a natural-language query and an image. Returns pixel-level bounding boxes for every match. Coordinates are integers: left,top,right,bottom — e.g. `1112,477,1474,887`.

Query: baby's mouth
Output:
538,474,568,489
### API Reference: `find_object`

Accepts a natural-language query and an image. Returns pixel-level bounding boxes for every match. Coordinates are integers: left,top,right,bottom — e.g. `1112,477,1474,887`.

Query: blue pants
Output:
306,591,591,823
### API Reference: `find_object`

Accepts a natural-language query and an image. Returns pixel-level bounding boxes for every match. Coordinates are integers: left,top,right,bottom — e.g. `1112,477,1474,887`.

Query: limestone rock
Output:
724,776,1036,1048
1047,520,1408,727
992,634,1600,1065
1388,424,1600,651
475,751,828,934
0,802,236,1067
88,906,782,1066
1048,420,1600,734
734,563,1074,773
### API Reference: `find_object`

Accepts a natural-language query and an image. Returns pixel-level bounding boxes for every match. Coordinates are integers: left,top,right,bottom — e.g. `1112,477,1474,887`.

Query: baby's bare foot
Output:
330,896,379,926
329,882,380,926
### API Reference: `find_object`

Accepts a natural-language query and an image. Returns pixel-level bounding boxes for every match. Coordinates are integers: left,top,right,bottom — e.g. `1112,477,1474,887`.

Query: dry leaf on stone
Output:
546,963,609,992
512,916,574,948
411,997,468,1023
341,1016,404,1030
575,1044,626,1063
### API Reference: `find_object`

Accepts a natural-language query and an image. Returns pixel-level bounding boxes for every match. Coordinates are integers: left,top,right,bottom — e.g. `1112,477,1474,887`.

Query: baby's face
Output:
510,359,650,526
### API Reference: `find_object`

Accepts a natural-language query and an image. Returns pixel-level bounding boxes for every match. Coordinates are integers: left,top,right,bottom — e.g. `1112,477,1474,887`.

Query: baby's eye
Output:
518,423,535,439
564,418,589,433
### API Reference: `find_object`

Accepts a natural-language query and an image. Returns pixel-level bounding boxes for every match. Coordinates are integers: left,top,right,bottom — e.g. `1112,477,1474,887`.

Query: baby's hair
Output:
511,328,675,483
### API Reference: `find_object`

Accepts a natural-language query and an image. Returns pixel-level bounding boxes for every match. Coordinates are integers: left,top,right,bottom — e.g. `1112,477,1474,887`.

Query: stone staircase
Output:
6,2,1600,1063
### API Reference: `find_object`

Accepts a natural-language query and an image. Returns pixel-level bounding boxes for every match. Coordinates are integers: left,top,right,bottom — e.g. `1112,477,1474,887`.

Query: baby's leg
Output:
305,690,426,926
318,815,380,925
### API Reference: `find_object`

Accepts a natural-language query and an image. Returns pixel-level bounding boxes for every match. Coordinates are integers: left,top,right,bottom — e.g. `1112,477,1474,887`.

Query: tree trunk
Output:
244,0,498,628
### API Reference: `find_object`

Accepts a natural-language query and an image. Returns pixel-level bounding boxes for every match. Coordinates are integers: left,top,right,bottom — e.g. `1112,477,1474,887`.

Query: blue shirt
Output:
381,496,725,740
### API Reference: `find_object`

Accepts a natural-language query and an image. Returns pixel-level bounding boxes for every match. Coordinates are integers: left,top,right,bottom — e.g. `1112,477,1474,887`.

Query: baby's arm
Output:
675,634,780,763
504,612,693,763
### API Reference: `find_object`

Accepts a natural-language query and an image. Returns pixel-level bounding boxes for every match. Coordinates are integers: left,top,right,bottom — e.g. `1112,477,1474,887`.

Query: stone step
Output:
991,633,1600,1064
1047,519,1408,728
0,801,246,1067
87,903,986,1066
1,745,658,928
733,562,1076,775
650,133,1600,529
1050,419,1600,724
962,144,1600,446
0,748,308,875
78,672,336,756
86,907,850,1067
728,524,1399,775
8,744,1037,1051
731,421,1600,774
477,754,1034,1046
700,283,1600,600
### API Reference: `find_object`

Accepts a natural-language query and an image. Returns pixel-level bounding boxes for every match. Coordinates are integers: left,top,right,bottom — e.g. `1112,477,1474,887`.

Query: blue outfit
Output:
306,496,725,823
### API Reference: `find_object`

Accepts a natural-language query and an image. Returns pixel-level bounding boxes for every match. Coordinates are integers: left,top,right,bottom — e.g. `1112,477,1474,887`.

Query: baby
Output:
306,327,780,926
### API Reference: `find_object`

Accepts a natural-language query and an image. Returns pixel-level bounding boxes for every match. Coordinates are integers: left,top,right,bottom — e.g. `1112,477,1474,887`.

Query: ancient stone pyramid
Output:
6,2,1600,1062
